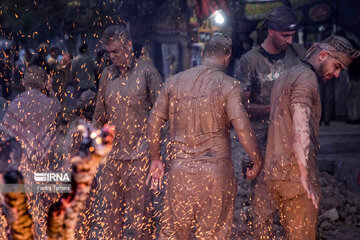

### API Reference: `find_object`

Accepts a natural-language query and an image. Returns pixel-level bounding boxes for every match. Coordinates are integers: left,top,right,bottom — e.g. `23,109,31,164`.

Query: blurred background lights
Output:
214,10,225,25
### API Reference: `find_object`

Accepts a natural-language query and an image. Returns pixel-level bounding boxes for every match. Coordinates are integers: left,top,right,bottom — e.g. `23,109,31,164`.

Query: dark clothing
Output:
235,43,306,107
30,53,50,73
0,60,12,98
71,53,97,92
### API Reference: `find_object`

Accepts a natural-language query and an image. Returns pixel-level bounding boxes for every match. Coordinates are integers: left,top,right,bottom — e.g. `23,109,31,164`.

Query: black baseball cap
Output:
263,6,299,32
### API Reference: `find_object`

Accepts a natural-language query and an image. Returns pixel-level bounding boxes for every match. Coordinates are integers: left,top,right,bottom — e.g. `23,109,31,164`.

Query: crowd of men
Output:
0,5,359,240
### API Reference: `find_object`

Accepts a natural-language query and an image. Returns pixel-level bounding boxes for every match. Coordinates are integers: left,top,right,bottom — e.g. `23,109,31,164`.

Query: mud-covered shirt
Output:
264,62,321,184
1,89,61,178
235,43,306,106
150,61,248,161
93,59,162,160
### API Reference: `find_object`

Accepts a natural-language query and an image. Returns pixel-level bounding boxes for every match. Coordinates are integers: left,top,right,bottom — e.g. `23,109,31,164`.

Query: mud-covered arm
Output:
234,56,269,118
226,82,264,179
146,64,163,106
243,91,270,118
291,103,318,208
147,79,169,161
291,72,319,208
292,103,311,178
92,68,108,128
146,113,165,190
231,118,264,179
148,113,166,162
146,84,169,190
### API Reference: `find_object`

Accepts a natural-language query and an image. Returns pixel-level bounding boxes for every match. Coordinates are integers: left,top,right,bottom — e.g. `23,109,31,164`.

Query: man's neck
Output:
261,37,283,55
114,58,135,76
202,57,226,71
305,58,318,74
26,87,41,92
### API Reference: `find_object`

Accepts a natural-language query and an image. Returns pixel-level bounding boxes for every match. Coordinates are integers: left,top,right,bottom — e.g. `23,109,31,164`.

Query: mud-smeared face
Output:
105,39,133,68
318,54,343,82
270,30,296,52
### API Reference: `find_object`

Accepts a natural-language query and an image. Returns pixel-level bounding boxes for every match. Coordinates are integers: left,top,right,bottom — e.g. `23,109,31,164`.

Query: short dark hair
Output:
203,34,232,58
102,25,132,45
23,65,47,89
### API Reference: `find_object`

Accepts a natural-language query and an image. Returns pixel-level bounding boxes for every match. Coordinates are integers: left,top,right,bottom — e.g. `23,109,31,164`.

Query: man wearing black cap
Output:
234,6,306,239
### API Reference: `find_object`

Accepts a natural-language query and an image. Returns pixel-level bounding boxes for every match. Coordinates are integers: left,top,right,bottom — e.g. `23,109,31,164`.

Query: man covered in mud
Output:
1,65,62,239
146,34,263,239
234,6,306,238
265,36,359,240
90,25,162,239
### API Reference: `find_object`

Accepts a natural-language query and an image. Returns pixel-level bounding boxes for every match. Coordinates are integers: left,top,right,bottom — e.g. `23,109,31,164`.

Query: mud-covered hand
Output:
146,158,164,191
300,175,319,209
246,162,262,180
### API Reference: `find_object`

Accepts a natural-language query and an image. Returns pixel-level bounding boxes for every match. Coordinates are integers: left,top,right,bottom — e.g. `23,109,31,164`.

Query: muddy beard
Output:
317,61,330,82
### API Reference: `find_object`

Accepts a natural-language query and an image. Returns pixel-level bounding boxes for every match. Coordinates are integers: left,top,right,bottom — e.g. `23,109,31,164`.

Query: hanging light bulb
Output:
214,10,225,25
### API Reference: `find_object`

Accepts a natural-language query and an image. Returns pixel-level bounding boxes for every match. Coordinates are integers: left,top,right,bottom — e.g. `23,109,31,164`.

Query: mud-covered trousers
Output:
266,180,318,240
241,122,277,239
159,159,236,240
88,156,152,240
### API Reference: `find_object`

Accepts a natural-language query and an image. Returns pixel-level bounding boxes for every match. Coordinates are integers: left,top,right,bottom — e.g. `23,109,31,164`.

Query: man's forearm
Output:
231,118,263,167
242,91,269,119
147,114,165,161
292,103,311,177
292,103,320,208
246,103,270,118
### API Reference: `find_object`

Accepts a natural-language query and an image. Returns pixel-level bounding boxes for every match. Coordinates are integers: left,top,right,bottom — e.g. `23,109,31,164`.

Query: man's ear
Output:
318,50,329,62
224,53,231,65
268,29,275,37
126,40,133,51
